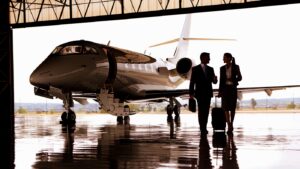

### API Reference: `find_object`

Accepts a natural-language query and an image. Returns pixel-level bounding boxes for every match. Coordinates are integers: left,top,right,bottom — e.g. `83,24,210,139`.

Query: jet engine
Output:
176,58,193,79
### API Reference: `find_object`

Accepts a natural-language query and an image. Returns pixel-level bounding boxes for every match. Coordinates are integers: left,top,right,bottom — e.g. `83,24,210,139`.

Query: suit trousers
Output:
196,96,211,132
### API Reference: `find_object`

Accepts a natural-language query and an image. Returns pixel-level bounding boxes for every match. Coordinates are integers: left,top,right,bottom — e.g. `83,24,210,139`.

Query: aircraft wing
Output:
71,89,190,104
143,89,190,99
71,85,300,103
213,85,300,99
138,84,300,101
237,84,300,95
143,84,300,99
72,89,190,100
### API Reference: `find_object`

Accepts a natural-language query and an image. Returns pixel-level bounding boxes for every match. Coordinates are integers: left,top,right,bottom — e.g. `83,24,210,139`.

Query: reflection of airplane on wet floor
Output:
29,14,300,124
33,121,197,168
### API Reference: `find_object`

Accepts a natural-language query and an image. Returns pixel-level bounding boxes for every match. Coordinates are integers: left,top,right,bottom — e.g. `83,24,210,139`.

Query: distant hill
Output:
15,102,99,113
238,97,300,109
15,98,300,113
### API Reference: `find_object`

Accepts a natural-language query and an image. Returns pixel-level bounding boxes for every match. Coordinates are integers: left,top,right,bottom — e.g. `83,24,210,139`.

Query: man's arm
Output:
212,68,218,84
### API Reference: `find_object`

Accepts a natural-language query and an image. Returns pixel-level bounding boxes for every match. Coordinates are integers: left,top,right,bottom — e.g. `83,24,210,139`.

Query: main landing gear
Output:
117,105,130,125
166,97,181,122
117,116,130,124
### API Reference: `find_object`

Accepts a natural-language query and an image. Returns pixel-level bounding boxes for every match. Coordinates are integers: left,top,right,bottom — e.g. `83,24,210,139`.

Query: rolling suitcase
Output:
211,98,226,132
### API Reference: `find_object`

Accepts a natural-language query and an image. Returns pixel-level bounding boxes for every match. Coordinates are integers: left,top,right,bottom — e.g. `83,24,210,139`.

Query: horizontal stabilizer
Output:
149,37,235,48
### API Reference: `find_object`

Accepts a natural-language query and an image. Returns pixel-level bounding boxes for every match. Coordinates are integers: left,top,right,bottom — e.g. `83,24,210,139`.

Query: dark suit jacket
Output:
219,64,242,95
189,64,217,98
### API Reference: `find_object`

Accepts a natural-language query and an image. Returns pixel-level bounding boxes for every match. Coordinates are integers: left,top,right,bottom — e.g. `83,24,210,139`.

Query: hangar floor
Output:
15,111,300,169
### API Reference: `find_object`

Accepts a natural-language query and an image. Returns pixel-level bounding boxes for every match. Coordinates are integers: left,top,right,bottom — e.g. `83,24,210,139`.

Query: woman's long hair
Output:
224,52,236,66
224,53,241,84
232,57,236,66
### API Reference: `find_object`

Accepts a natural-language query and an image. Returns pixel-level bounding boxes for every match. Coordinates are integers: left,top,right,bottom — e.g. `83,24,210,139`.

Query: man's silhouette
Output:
198,135,212,169
189,52,217,135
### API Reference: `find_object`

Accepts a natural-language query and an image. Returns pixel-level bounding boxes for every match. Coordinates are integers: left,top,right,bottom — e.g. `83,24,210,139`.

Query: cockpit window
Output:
83,46,98,54
51,46,63,54
59,45,82,55
51,44,98,56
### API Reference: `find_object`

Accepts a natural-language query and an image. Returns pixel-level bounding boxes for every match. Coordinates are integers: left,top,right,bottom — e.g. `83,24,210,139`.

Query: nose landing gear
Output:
61,109,76,125
60,92,76,127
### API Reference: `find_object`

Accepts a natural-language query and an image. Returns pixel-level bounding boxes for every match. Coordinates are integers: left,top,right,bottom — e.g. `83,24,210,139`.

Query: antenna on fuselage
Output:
143,48,151,56
107,40,111,46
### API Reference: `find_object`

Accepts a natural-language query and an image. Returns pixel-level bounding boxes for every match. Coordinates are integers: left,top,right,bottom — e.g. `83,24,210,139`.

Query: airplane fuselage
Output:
30,40,185,101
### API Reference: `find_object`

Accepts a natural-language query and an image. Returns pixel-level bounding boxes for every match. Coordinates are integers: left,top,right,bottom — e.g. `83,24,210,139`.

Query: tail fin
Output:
149,14,235,65
167,14,192,64
148,15,191,64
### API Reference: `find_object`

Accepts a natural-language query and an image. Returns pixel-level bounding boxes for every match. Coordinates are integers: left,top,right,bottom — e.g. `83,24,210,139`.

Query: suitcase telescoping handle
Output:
214,96,221,108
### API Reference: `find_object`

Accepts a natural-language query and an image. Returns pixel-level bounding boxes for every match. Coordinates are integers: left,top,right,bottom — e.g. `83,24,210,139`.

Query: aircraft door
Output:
105,50,117,88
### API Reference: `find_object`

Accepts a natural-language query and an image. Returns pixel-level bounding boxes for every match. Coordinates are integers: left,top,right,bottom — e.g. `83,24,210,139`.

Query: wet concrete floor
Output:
15,112,300,169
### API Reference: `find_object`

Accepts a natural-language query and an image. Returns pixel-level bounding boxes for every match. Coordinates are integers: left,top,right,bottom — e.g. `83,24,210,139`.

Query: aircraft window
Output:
60,45,82,55
115,53,154,63
83,46,98,54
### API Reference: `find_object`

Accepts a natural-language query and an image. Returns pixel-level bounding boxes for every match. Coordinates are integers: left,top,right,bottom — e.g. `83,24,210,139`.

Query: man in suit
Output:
189,52,218,135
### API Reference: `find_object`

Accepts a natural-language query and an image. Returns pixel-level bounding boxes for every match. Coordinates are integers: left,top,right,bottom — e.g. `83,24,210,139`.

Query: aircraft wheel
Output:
166,104,173,122
117,116,123,124
173,105,180,119
124,116,130,124
166,104,173,116
61,111,68,124
167,115,173,122
68,109,76,125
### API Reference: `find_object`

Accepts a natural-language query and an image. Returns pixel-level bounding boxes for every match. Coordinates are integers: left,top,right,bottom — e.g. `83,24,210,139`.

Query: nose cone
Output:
30,64,48,89
30,68,39,86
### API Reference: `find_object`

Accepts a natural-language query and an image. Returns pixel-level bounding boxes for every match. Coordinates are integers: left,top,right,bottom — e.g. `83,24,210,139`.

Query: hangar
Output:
1,0,300,168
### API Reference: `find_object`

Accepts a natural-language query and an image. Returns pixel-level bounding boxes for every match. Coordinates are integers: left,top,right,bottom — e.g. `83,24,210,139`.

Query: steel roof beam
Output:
9,0,300,28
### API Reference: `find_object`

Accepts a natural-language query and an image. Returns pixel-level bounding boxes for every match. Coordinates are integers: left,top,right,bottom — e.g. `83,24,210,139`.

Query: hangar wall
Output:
0,0,14,168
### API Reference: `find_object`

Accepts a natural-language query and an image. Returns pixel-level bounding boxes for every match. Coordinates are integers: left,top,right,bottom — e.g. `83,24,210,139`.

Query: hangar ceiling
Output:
10,0,300,28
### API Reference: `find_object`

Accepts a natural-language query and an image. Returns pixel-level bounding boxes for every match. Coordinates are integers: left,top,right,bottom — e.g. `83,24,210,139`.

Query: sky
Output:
13,4,300,103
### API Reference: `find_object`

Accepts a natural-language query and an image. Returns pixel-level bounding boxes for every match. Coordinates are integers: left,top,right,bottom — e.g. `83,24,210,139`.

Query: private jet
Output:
29,15,300,124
